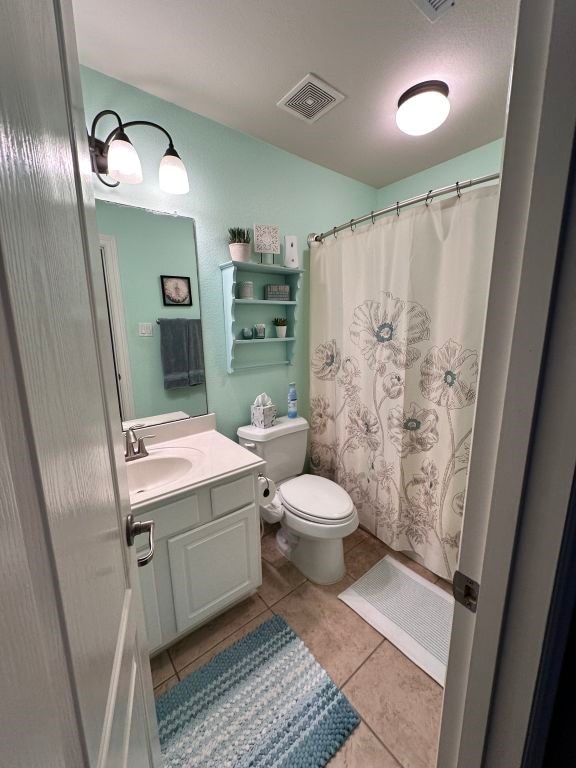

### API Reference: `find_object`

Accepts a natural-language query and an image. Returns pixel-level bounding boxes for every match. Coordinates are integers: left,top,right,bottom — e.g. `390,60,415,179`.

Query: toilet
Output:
237,416,358,584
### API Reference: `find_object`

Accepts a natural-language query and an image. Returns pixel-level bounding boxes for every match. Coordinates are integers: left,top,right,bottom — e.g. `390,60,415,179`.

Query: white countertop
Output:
129,428,265,511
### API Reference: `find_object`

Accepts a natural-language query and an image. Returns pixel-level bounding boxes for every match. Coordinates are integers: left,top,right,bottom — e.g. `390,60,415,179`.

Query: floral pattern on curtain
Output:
309,187,499,579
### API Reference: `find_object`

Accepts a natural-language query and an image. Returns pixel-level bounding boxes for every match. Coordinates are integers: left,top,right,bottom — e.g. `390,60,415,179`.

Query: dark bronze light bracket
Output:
88,109,178,187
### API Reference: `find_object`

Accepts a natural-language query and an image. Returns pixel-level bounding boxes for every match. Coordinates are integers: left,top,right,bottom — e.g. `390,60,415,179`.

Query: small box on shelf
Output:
265,284,290,301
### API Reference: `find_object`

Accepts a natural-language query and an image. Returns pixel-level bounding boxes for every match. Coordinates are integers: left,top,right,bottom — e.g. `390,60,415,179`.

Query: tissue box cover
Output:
251,404,277,428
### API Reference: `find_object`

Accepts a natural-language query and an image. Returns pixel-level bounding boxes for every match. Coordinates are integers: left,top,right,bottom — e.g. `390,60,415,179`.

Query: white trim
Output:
99,234,135,421
438,0,576,764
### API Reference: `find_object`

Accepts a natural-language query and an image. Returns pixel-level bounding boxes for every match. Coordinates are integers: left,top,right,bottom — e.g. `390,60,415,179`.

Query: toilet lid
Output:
279,474,354,524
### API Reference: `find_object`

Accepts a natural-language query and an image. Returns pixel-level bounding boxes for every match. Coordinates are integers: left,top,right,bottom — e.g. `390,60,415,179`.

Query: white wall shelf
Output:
234,337,295,344
220,260,303,374
234,299,297,306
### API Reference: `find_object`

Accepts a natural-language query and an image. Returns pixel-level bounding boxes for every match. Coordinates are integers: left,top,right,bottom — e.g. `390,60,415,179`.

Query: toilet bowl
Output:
274,474,358,584
237,417,358,585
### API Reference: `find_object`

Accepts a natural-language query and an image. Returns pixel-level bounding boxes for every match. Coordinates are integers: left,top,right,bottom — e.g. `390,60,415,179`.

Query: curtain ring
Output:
333,226,338,239
350,219,356,232
371,211,376,225
396,201,400,217
456,181,462,199
425,189,433,207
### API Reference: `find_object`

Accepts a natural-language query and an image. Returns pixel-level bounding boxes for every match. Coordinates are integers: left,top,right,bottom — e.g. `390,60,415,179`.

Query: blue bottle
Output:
288,382,298,418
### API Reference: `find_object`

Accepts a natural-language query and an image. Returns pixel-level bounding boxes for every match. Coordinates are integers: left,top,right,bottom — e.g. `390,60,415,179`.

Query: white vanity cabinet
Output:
133,468,262,654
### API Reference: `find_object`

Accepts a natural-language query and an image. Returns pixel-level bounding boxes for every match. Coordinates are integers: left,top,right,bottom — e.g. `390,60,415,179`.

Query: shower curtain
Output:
309,186,499,579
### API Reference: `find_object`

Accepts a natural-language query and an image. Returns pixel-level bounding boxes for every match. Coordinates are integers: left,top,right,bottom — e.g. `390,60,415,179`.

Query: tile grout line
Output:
360,716,407,768
168,601,270,673
339,637,386,690
259,577,309,609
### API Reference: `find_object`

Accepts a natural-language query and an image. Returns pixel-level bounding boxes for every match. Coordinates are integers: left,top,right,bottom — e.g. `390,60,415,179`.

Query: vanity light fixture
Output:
88,110,190,194
396,80,450,136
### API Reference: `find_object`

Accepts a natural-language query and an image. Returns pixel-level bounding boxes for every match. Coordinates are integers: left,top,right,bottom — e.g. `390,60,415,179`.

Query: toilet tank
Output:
237,416,309,484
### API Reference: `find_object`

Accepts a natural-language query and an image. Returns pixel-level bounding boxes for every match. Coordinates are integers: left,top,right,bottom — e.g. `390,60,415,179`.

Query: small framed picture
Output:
160,275,192,306
254,224,280,255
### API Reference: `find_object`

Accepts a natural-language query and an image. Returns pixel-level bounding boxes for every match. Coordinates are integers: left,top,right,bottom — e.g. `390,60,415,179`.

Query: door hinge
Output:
452,570,480,613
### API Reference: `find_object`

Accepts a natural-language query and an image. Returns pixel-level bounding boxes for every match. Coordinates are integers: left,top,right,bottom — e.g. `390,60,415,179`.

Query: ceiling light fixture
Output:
396,81,450,136
88,110,189,195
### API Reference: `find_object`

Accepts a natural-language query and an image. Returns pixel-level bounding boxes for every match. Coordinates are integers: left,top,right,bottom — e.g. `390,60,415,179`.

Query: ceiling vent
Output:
277,74,345,123
409,0,456,22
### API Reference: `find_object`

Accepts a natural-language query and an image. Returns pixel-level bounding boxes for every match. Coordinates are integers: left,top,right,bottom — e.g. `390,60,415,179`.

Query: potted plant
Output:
273,317,287,338
228,227,251,262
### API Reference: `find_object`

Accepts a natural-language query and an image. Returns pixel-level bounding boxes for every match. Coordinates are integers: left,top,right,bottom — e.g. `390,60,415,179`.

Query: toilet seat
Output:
279,474,355,525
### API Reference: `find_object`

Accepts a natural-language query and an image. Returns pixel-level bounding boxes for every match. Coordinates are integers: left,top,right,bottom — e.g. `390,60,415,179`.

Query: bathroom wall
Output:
376,139,503,208
81,67,376,439
81,66,504,440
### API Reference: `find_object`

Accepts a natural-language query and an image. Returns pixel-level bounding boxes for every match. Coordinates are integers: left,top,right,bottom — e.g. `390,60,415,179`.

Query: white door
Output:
0,0,160,766
438,0,576,764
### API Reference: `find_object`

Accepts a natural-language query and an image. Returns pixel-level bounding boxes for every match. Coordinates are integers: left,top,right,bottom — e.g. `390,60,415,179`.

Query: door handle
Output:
126,513,155,567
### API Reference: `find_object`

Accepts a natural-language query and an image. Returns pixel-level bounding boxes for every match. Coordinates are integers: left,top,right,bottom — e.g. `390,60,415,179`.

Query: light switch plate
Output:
138,323,153,337
284,235,299,268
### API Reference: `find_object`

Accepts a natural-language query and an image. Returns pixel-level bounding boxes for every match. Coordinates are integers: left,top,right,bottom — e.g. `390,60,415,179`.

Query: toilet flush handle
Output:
243,441,256,452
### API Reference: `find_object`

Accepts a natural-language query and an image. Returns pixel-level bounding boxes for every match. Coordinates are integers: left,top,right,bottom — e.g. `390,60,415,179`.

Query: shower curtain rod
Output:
307,172,500,245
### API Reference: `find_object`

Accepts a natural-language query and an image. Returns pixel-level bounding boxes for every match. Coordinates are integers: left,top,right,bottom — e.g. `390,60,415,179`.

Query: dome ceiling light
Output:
396,81,450,136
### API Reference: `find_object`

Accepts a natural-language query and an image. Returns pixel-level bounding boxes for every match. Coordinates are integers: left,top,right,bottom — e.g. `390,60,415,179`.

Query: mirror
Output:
95,200,208,423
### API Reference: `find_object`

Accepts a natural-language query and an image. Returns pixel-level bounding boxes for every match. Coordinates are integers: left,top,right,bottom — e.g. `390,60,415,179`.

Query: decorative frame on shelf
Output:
253,224,280,255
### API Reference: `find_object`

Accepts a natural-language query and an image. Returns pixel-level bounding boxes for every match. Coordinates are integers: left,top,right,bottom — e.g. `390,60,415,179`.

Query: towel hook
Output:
349,219,356,232
425,189,433,207
456,180,462,199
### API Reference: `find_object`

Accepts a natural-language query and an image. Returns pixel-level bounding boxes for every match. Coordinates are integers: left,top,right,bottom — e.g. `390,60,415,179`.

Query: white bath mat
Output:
339,555,454,685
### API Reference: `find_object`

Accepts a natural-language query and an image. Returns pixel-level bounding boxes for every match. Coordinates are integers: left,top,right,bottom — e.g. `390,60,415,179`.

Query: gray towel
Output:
158,318,205,389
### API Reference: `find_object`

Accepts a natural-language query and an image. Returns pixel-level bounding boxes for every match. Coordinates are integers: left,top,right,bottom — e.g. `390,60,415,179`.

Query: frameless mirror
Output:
95,200,208,424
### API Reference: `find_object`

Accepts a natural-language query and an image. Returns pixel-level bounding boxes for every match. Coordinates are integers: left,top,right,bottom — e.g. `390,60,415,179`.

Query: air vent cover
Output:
277,74,345,123
409,0,456,22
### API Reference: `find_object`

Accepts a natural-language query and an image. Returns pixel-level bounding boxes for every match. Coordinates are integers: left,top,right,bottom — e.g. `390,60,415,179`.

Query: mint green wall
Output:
376,140,504,209
82,66,504,439
95,200,208,419
81,67,376,438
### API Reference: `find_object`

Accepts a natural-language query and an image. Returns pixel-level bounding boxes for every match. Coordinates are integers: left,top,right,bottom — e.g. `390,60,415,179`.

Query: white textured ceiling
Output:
72,0,518,188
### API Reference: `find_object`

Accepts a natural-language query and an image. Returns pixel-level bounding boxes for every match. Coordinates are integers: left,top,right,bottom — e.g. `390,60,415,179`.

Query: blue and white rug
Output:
339,555,454,685
156,615,360,767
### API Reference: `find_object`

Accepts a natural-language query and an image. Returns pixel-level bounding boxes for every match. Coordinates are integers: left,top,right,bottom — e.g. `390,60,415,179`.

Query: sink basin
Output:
126,447,204,498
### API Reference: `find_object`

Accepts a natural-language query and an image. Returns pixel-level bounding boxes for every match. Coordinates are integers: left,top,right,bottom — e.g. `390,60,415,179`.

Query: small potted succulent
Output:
273,317,287,338
228,227,251,262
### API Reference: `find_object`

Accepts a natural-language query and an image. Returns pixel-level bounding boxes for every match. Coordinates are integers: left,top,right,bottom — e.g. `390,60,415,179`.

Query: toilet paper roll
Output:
257,474,277,505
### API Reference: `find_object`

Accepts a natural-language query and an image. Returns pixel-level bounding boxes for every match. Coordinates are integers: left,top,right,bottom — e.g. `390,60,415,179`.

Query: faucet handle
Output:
135,434,156,458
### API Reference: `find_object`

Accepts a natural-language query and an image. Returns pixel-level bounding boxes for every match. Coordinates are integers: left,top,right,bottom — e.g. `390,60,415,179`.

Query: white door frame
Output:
99,234,136,421
438,0,576,764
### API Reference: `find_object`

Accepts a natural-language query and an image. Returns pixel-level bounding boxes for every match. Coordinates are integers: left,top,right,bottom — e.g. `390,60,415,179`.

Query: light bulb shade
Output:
107,131,143,184
396,81,450,136
159,146,189,194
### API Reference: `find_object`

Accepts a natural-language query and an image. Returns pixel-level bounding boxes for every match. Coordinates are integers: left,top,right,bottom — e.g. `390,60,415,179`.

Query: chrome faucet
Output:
124,428,155,462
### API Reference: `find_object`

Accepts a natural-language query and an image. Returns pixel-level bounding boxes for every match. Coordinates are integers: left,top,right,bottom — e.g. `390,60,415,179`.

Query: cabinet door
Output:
168,505,260,634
